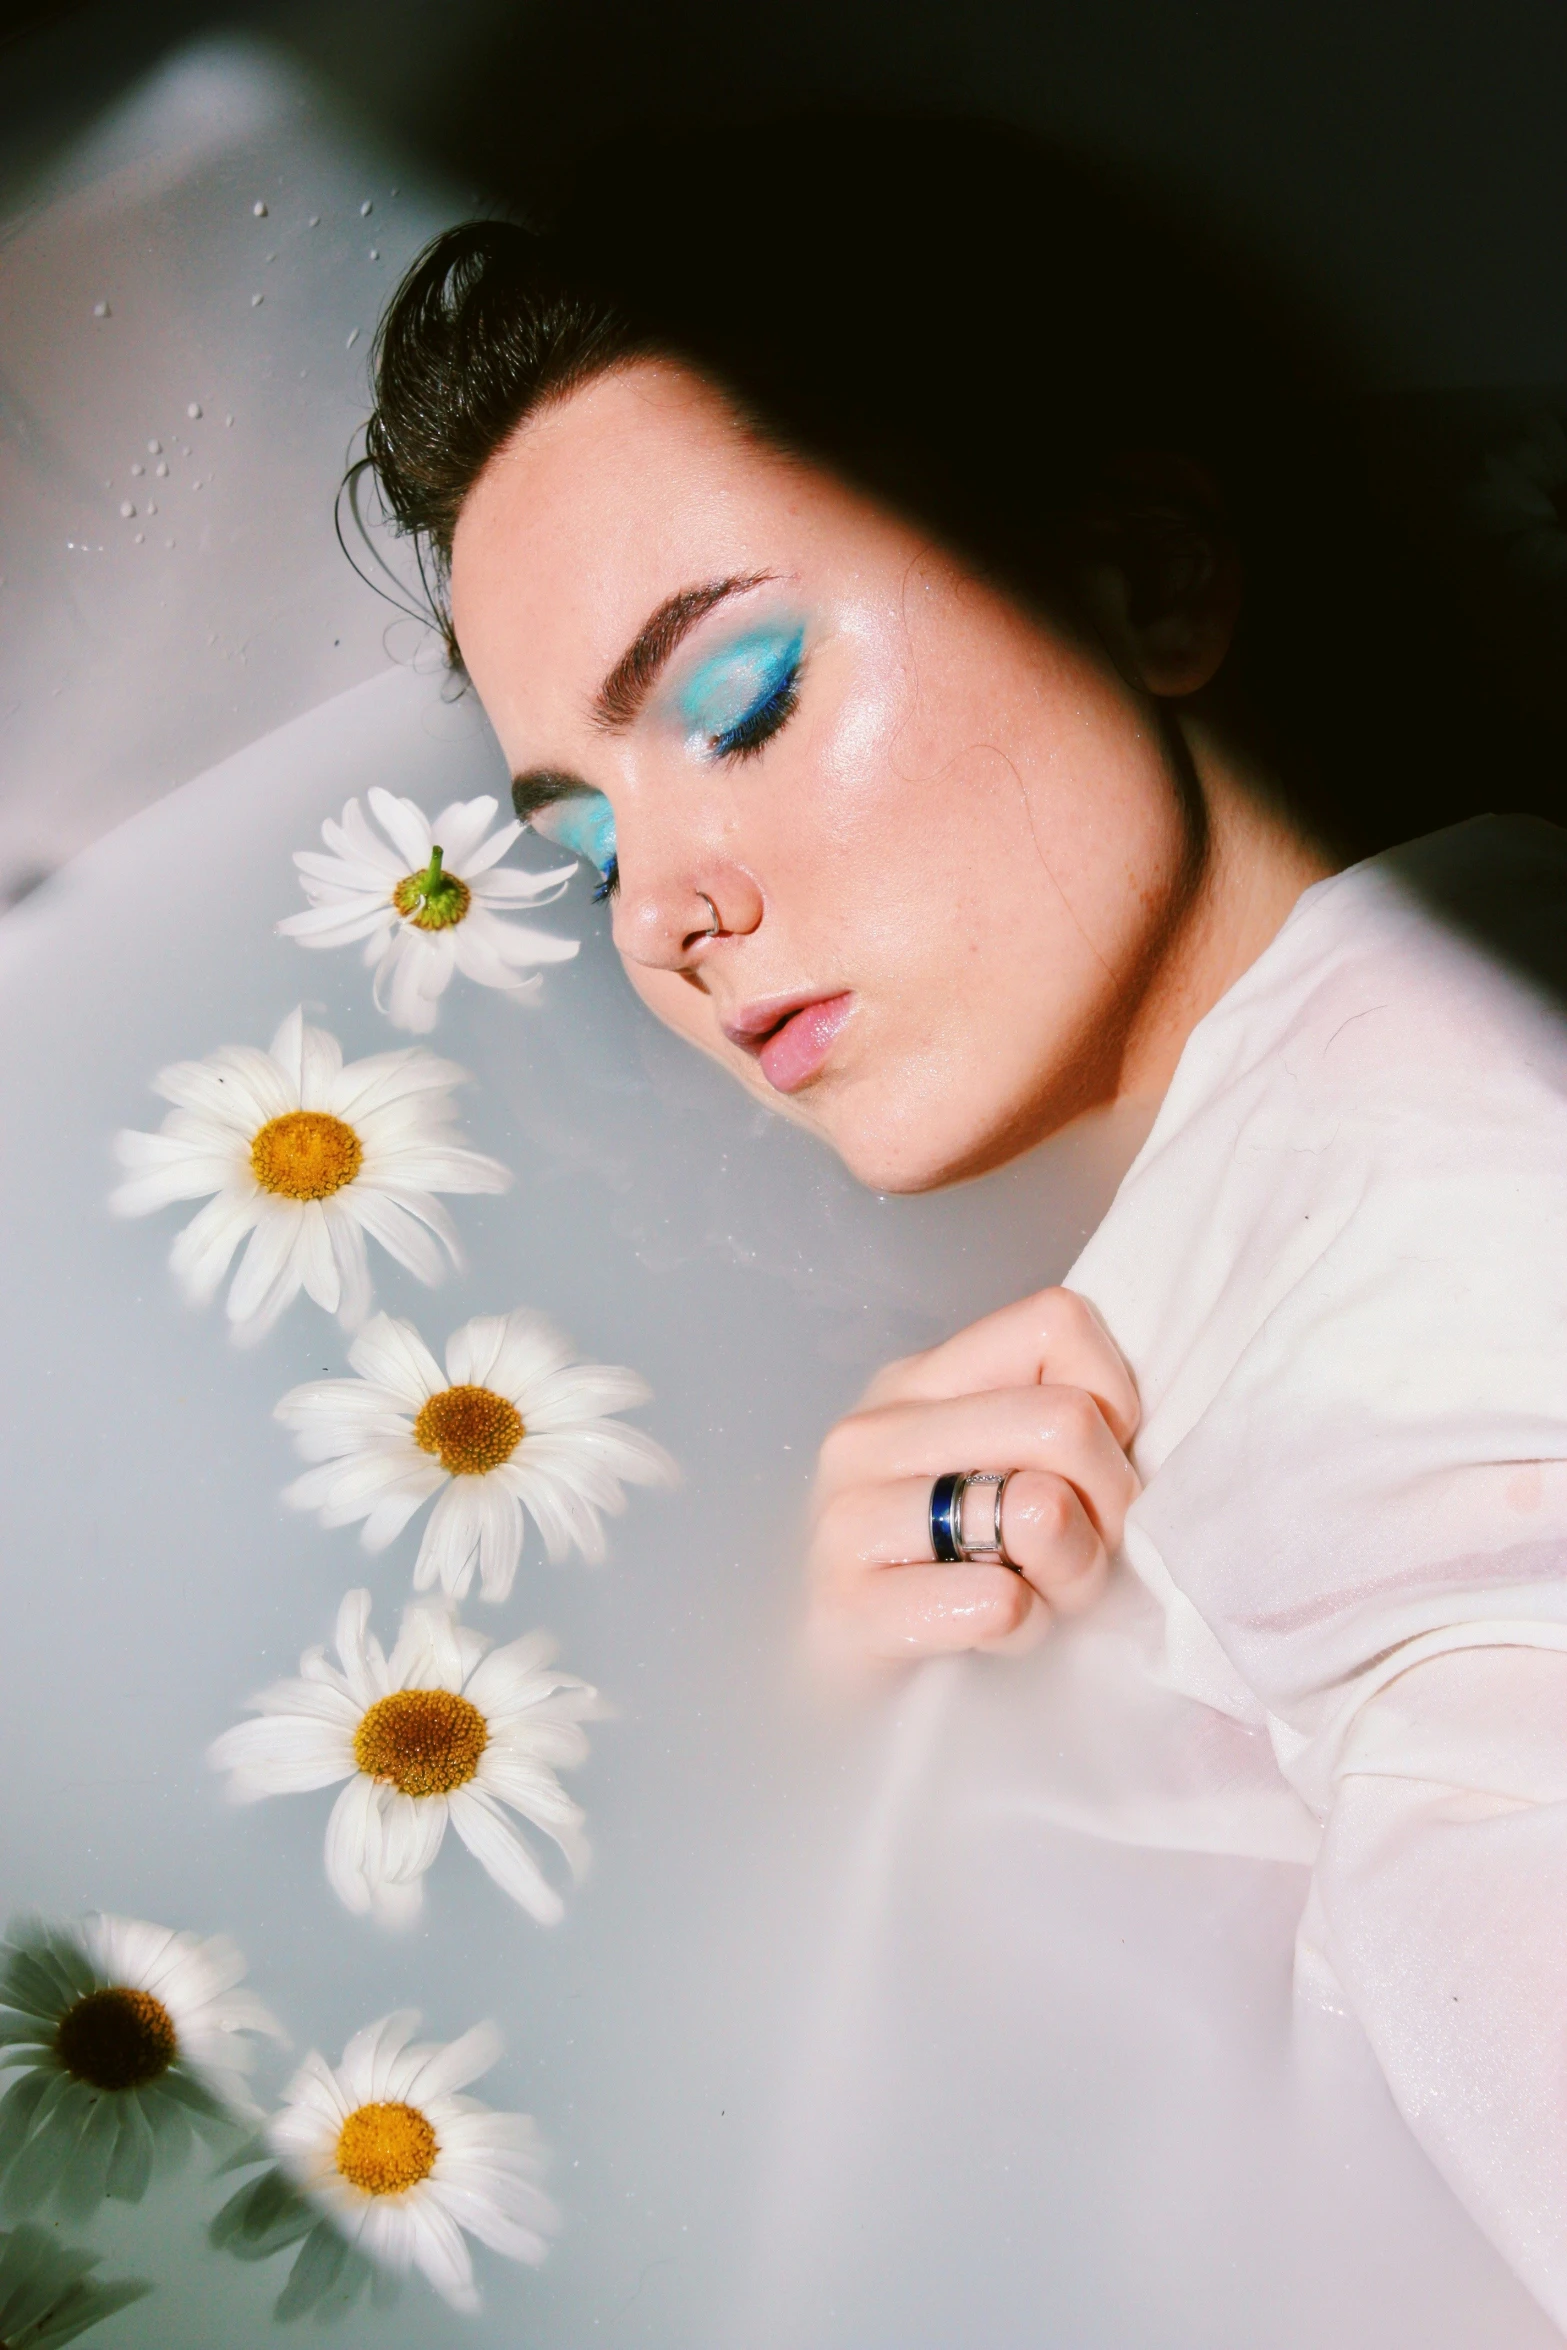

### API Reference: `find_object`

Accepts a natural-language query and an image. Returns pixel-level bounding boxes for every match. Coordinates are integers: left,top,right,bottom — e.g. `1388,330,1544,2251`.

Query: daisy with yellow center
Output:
109,1006,509,1342
209,1588,598,1926
0,1914,281,2219
276,1307,676,1602
278,787,578,1034
261,2010,555,2312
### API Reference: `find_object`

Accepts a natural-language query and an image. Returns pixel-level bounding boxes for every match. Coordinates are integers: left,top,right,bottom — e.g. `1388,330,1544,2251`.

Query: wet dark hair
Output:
362,110,1557,860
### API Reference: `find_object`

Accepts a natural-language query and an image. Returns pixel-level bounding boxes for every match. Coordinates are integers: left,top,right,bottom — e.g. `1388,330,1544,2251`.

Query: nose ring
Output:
697,893,722,939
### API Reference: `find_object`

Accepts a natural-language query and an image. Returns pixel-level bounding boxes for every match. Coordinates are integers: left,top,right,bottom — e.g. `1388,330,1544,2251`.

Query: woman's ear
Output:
1072,452,1244,697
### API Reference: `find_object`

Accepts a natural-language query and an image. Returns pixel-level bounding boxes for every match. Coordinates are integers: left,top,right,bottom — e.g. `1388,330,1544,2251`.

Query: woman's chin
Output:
816,1099,1021,1197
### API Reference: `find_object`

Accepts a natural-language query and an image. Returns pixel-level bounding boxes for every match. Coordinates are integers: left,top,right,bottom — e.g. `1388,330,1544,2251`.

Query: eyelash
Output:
592,647,803,904
707,657,802,763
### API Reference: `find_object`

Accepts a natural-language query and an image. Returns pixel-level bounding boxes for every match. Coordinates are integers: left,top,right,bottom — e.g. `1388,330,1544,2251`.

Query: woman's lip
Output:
723,990,834,1046
753,993,856,1094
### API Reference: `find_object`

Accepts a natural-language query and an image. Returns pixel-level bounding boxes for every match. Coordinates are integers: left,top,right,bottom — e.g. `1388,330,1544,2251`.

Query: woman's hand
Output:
806,1287,1140,1665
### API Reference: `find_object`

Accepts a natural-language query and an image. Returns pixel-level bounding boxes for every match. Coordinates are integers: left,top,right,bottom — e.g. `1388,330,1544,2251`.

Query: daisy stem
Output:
396,844,470,930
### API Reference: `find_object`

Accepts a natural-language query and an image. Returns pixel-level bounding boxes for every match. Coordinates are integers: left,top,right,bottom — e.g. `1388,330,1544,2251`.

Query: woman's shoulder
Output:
1375,814,1567,1013
1070,817,1567,1439
1171,813,1567,1150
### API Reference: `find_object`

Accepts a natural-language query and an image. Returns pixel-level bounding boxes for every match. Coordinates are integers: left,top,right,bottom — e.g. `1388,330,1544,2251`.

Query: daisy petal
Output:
167,1192,259,1302
448,1790,564,1925
366,787,434,870
323,1777,380,1916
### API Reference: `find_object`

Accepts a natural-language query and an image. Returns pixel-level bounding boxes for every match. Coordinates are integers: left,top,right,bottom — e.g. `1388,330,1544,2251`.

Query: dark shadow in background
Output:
4,0,1566,998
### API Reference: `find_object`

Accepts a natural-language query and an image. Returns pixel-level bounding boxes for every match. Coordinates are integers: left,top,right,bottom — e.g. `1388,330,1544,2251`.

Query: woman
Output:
362,116,1567,2325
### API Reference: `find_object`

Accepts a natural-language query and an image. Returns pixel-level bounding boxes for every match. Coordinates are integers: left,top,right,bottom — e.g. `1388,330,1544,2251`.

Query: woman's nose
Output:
613,865,764,968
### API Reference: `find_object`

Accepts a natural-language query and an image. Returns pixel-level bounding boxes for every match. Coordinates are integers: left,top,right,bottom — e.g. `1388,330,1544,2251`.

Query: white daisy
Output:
0,2223,150,2347
276,1308,676,1602
209,1588,598,1928
265,2010,555,2314
109,1006,510,1343
0,1914,282,2218
278,788,578,1034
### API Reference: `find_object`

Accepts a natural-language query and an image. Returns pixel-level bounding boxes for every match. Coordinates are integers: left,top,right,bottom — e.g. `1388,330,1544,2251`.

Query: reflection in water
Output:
209,1590,601,1928
0,2222,149,2346
213,2011,554,2318
0,1917,280,2219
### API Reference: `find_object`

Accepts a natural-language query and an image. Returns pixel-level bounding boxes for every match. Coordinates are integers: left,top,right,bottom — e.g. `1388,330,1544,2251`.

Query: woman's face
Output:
450,361,1202,1193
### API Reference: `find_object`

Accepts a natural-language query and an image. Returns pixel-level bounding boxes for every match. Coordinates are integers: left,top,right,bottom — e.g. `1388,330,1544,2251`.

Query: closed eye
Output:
519,779,619,903
709,656,802,763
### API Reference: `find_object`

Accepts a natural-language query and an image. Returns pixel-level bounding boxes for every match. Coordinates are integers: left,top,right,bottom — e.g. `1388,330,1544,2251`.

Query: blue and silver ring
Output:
928,1469,1016,1568
928,1471,968,1563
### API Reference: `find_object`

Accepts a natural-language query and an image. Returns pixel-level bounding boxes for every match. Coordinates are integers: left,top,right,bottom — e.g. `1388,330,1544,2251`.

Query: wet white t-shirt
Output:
1060,815,1567,2323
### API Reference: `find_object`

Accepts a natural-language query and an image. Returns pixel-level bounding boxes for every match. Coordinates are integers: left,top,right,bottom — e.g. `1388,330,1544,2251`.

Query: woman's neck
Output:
1113,712,1340,1110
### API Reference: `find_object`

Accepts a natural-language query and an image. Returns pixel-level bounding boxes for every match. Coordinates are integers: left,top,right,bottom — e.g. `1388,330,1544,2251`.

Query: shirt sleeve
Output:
1308,1644,1567,2324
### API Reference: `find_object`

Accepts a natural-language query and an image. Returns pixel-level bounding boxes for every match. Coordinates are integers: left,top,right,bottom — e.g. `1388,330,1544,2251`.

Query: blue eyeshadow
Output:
529,790,617,883
677,624,805,747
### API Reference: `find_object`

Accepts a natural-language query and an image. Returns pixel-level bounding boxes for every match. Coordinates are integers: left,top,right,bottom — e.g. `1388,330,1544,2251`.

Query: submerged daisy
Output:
0,1914,281,2217
248,2010,555,2314
0,2224,150,2347
209,1588,598,1927
110,1007,509,1342
279,789,578,1034
276,1308,676,1601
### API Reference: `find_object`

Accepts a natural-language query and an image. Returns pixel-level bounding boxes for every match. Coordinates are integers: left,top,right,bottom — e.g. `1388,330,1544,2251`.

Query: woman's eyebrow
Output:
511,768,593,821
592,572,772,731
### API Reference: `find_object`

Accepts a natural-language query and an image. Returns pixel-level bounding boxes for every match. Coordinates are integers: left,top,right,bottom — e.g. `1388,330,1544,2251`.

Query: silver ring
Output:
697,892,721,938
928,1470,1018,1569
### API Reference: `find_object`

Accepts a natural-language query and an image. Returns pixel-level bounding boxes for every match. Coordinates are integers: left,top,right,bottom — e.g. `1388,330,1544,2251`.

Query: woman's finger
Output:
812,1470,1108,1610
998,1470,1109,1614
815,1383,1139,1550
858,1286,1139,1446
808,1559,1042,1663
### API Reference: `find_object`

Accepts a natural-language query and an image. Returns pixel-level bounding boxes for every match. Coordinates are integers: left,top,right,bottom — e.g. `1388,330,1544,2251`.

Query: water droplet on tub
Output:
187,402,202,419
154,461,168,477
146,501,157,515
165,536,175,549
225,413,234,426
119,500,135,518
368,247,380,261
253,200,268,217
130,463,144,477
346,328,360,348
92,300,110,318
308,214,321,227
251,292,264,307
147,439,161,454
134,531,145,544
360,199,373,216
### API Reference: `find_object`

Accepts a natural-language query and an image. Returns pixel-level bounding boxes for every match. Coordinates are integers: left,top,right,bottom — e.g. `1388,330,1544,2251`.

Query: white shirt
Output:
1058,816,1567,2325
